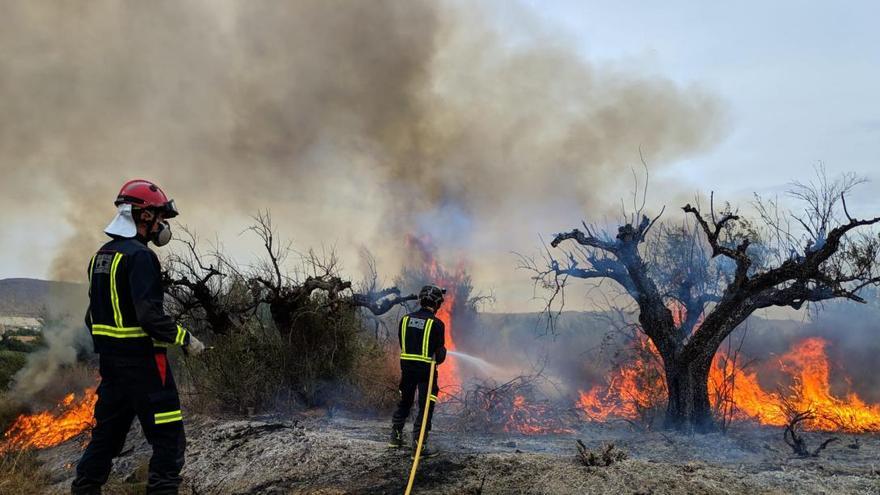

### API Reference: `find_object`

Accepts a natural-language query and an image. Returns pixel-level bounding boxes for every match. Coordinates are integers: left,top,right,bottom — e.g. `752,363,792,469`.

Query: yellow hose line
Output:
405,360,436,495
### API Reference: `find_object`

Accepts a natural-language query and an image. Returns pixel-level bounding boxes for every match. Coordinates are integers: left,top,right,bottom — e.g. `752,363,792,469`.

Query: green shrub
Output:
180,299,401,414
0,351,27,391
180,322,285,414
341,339,400,413
280,298,365,405
0,337,41,354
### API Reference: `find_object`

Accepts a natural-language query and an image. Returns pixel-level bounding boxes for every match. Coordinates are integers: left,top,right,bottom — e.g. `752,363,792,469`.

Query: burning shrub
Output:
1,386,96,453
450,375,575,435
0,396,26,438
0,360,97,456
576,330,880,434
576,334,667,430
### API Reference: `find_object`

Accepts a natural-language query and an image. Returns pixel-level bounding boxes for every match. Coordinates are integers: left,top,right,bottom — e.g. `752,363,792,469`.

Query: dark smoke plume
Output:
0,0,723,298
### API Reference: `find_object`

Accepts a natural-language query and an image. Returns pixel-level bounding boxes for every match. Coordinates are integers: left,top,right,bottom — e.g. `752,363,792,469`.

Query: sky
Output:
0,1,877,313
525,0,879,201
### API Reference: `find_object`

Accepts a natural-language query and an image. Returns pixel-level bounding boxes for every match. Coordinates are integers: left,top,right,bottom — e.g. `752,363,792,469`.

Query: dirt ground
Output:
38,412,880,494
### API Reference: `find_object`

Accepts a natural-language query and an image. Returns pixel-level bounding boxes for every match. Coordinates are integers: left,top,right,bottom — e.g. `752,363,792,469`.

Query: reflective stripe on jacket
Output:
398,308,446,370
86,237,189,356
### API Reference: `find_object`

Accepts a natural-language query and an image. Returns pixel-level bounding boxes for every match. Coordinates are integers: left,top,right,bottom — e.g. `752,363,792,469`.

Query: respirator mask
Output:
152,221,172,247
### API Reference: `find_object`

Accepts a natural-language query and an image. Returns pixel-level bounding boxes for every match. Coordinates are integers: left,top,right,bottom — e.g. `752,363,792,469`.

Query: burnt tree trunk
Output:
639,301,720,432
662,354,714,432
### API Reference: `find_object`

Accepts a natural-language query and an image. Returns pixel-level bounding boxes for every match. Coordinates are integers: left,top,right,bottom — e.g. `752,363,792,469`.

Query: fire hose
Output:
404,359,436,495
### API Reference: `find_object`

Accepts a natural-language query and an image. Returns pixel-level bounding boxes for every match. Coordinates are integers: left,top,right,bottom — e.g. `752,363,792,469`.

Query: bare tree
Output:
543,170,880,432
165,213,416,340
246,212,415,338
163,227,256,335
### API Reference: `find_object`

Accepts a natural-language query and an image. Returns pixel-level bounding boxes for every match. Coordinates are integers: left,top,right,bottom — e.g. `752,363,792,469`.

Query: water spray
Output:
447,350,506,376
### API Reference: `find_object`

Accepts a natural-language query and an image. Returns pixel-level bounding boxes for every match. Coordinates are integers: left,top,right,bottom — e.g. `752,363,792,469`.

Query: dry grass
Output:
0,449,50,495
575,440,628,467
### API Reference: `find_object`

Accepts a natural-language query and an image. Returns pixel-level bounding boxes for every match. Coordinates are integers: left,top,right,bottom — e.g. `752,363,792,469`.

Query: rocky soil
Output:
38,413,880,494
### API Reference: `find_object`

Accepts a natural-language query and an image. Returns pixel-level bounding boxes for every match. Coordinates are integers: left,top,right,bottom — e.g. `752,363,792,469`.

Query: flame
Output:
405,235,577,434
405,234,466,398
576,335,666,422
1,387,97,452
721,338,880,431
576,334,880,432
435,286,461,396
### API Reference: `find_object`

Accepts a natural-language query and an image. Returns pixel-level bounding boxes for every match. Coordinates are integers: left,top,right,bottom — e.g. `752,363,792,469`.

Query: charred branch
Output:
551,225,619,253
164,269,237,335
248,211,289,296
550,216,679,356
447,374,575,435
782,406,838,458
247,215,417,335
682,199,751,288
682,187,879,364
350,288,418,315
163,228,256,335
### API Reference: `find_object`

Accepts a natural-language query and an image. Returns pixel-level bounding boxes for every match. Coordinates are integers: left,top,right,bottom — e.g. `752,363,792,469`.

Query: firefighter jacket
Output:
85,236,190,356
397,307,446,373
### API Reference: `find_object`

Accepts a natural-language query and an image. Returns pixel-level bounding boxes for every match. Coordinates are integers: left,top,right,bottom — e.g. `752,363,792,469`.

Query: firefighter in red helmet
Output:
72,180,205,495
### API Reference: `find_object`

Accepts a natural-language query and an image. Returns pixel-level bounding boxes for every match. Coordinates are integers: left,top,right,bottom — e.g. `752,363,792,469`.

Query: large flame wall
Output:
577,336,880,432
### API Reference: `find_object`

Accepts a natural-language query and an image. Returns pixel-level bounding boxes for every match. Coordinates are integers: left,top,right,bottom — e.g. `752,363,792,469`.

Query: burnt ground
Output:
38,412,880,495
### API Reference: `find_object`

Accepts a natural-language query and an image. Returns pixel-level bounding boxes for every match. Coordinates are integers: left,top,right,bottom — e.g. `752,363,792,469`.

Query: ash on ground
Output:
39,413,880,494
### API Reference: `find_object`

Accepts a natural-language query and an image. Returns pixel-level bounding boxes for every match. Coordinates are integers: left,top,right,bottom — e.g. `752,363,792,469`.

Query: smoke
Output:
9,323,89,401
0,1,723,307
9,283,93,402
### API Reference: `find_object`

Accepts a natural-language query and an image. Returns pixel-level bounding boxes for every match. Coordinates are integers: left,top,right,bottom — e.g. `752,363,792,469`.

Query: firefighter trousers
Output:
72,353,185,495
392,367,439,434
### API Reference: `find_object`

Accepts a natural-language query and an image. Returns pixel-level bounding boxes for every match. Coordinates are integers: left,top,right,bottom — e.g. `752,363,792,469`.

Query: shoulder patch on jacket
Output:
407,317,427,330
93,253,115,275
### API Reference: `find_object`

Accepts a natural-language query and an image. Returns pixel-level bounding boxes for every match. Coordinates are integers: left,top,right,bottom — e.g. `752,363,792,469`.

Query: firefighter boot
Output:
387,427,404,448
411,432,439,459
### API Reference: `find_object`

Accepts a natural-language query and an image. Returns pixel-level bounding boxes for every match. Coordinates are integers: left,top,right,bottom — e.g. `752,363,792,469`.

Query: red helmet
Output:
114,179,179,218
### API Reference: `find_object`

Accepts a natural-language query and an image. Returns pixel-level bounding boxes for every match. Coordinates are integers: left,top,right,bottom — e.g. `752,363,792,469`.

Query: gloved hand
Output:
185,334,206,356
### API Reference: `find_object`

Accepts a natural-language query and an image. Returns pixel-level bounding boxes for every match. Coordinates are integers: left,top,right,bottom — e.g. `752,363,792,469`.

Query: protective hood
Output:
104,204,138,238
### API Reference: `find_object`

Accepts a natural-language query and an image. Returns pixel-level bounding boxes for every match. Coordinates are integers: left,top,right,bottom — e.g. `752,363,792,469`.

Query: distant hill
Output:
0,278,84,317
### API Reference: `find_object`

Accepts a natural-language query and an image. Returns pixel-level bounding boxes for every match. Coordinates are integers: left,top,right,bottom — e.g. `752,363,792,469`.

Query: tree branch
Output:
351,288,419,316
551,228,619,253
